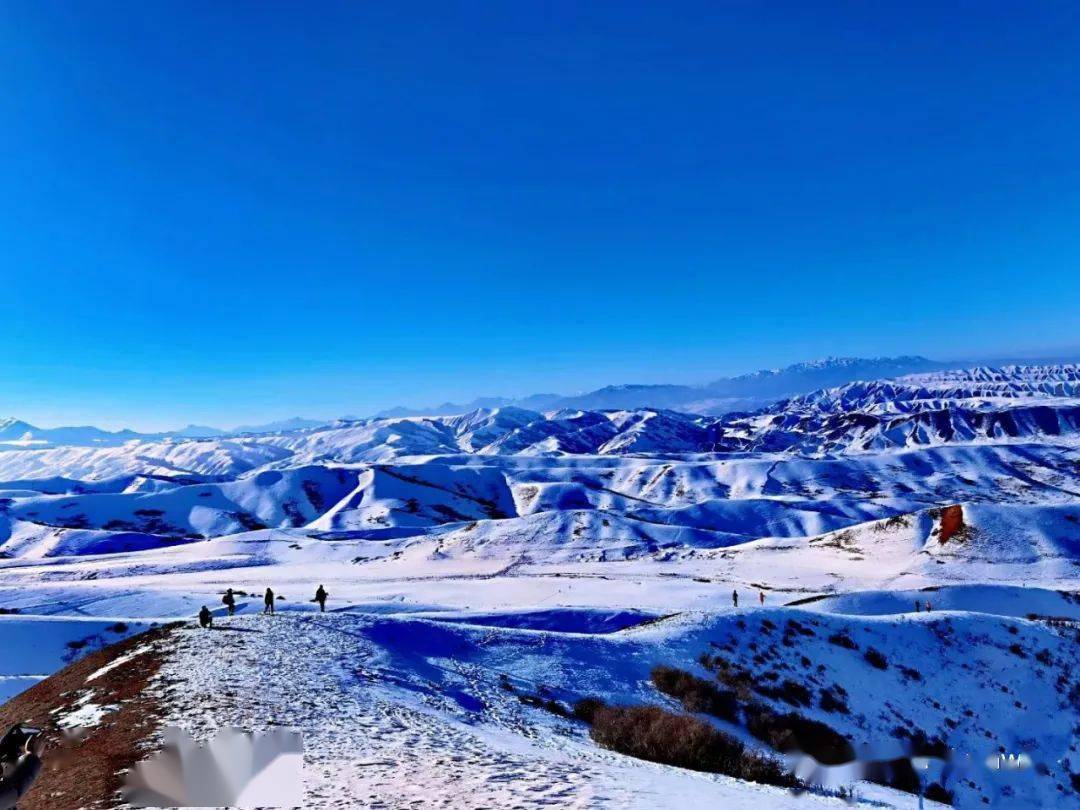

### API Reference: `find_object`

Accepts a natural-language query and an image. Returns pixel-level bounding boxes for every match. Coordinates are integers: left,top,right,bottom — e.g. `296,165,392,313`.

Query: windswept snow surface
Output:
156,614,913,809
0,363,1078,807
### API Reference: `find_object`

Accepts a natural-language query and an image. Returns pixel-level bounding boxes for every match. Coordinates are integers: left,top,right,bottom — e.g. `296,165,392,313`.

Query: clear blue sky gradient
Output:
2,2,1079,429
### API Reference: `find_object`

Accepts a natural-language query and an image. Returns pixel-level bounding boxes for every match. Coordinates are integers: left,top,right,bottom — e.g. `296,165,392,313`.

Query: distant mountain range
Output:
374,356,956,418
0,416,327,448
6,354,1077,449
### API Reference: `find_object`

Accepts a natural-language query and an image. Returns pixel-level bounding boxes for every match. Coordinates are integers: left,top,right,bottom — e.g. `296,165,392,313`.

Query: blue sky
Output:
2,2,1078,430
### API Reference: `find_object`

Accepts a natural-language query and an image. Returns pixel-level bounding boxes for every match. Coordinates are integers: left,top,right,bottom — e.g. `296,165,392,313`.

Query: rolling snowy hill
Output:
1,362,1077,808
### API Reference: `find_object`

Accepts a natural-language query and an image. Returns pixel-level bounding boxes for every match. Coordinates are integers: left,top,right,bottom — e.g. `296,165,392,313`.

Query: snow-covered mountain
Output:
375,356,958,417
733,364,1080,454
772,364,1080,415
6,365,1079,482
0,364,1077,557
0,417,145,448
11,358,1076,453
2,362,1078,808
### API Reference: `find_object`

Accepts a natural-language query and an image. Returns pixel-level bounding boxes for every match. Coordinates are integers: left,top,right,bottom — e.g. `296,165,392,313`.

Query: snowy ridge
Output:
1,362,1079,808
775,364,1080,415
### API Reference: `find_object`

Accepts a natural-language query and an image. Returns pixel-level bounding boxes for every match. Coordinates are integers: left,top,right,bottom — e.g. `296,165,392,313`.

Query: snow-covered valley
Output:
1,364,1078,808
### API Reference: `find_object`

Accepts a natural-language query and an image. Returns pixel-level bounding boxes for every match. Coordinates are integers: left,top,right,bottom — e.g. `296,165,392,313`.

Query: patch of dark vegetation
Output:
877,514,911,531
743,702,855,766
106,622,129,633
517,692,570,717
233,512,269,531
651,665,738,722
864,647,889,670
756,678,813,708
572,696,605,724
698,653,756,701
586,702,799,788
785,619,816,637
302,479,327,512
899,665,922,682
0,606,21,614
53,514,91,529
828,631,858,650
1008,643,1026,658
102,519,137,531
895,728,950,759
818,685,850,714
499,675,571,718
1027,614,1078,627
377,466,510,520
281,500,306,527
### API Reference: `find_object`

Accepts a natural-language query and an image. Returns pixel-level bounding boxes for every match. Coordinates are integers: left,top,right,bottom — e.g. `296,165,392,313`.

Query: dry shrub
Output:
698,653,756,701
743,704,855,766
572,696,605,724
863,647,889,670
828,631,859,650
651,665,739,721
589,704,798,788
757,678,813,708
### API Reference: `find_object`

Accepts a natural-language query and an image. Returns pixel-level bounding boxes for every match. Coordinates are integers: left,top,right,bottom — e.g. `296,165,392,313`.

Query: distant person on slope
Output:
0,728,44,810
759,591,765,606
222,588,236,616
914,601,920,613
315,585,328,613
264,588,275,615
732,590,738,608
198,606,213,629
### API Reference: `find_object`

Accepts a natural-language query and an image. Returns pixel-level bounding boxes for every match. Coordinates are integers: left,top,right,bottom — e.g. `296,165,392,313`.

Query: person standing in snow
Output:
222,588,236,616
732,590,738,608
198,605,213,629
914,600,920,613
263,587,275,615
314,585,328,613
759,590,765,606
924,600,932,612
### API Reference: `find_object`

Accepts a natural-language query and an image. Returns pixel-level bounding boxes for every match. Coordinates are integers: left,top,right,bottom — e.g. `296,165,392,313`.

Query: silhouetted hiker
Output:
732,590,738,608
925,600,932,612
0,728,44,810
759,590,765,606
914,600,920,613
264,587,275,615
315,585,328,613
198,606,213,629
222,588,236,616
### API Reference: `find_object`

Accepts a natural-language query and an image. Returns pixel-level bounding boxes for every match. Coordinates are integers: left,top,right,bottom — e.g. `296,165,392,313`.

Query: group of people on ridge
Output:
730,589,767,608
197,584,330,628
726,587,933,614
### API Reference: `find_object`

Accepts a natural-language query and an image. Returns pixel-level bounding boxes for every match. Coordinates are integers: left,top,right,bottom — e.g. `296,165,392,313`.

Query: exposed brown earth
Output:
937,504,965,543
0,623,181,810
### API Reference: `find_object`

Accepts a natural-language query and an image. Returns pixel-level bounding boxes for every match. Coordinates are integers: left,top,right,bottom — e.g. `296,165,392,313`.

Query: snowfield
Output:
0,363,1078,808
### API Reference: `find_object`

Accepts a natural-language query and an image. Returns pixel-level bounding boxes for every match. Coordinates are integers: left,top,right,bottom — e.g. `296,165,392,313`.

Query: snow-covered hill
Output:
1,362,1078,808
